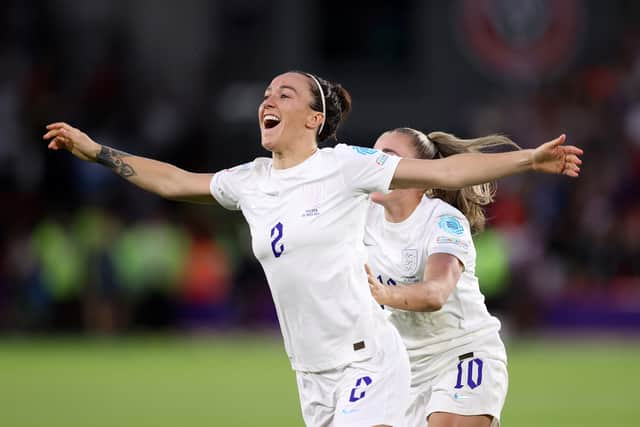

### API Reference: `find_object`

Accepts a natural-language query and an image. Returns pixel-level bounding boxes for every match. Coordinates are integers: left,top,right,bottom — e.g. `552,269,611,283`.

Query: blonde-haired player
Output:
365,128,538,427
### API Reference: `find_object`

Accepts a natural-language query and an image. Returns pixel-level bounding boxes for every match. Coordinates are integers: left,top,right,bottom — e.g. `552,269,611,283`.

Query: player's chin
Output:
260,125,286,152
260,137,276,152
370,191,389,205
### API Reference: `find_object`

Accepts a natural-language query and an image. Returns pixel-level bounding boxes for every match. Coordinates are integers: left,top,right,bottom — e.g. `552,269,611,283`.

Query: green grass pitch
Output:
0,336,638,426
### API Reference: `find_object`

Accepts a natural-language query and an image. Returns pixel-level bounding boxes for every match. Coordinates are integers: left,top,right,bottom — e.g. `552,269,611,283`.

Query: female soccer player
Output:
365,128,530,427
44,71,581,427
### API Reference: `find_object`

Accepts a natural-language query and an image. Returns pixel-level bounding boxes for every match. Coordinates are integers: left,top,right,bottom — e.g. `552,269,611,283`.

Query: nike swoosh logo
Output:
341,408,360,415
454,393,471,400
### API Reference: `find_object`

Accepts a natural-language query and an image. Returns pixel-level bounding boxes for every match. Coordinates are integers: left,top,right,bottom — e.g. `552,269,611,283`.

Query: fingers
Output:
44,123,77,145
367,274,377,287
364,264,372,276
565,162,581,173
46,122,71,130
364,265,381,289
563,162,581,177
563,153,583,177
47,136,67,150
43,128,67,140
561,145,584,156
44,123,72,151
565,154,582,166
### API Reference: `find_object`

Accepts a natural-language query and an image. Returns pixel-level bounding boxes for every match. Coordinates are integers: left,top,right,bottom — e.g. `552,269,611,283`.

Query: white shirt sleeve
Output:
333,144,401,194
209,161,254,211
426,208,473,269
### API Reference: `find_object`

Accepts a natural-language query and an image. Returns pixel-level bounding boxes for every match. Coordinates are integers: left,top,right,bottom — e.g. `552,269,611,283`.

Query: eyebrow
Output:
265,85,299,94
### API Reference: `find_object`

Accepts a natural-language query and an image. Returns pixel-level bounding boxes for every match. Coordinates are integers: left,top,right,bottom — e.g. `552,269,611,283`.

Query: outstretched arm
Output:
43,122,214,204
391,134,582,190
366,253,462,312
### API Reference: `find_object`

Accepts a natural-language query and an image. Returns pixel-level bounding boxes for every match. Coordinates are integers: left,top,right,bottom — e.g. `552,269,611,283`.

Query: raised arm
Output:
391,134,582,190
43,122,214,204
366,253,462,312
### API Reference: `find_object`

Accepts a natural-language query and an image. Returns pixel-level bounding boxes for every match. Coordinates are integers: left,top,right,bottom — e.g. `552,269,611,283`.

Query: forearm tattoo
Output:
96,146,137,178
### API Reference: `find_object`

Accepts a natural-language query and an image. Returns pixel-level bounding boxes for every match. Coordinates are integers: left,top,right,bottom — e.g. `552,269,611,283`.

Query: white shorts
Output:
296,324,411,427
405,333,508,427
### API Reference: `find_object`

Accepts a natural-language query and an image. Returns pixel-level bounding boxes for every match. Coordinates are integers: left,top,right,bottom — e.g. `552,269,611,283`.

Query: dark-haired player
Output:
44,71,582,426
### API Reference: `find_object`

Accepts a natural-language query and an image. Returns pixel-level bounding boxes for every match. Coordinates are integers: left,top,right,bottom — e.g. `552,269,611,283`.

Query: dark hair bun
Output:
333,84,352,117
292,70,352,142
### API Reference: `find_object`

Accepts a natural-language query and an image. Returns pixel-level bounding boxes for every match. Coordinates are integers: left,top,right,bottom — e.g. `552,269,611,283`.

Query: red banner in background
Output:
456,0,586,81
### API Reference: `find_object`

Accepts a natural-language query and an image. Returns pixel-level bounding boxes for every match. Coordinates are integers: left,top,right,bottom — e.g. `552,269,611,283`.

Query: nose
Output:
262,93,276,108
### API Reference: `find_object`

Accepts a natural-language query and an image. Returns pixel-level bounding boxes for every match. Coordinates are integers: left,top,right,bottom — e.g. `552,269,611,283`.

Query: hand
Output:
365,264,392,306
43,122,100,162
532,134,583,177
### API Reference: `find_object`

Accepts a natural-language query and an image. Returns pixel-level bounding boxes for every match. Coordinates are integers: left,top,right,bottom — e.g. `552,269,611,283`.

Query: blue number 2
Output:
270,222,284,258
349,376,372,402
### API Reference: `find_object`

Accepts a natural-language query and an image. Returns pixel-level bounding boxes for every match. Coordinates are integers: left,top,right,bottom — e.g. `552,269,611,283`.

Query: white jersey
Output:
210,144,401,372
365,196,501,359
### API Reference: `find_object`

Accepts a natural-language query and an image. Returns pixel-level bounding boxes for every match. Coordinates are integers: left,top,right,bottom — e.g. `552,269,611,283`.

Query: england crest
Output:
401,249,419,276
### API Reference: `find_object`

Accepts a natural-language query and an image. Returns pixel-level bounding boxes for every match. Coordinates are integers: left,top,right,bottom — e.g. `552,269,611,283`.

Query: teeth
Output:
264,114,280,122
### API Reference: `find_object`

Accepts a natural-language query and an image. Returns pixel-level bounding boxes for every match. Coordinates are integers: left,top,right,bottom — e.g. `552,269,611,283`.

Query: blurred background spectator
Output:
1,0,639,335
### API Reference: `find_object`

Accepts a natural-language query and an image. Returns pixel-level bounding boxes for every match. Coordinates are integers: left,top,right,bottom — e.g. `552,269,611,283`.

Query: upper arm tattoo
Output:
96,146,137,178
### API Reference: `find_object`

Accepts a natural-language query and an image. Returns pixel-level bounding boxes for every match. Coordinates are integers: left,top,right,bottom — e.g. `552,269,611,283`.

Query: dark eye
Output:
280,94,290,99
263,94,269,100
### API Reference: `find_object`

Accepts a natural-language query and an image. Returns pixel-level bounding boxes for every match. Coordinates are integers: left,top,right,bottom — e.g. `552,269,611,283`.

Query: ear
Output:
305,112,325,132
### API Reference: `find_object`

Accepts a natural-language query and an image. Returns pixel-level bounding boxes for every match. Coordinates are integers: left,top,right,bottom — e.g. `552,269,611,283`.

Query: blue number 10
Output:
455,358,483,389
376,275,397,286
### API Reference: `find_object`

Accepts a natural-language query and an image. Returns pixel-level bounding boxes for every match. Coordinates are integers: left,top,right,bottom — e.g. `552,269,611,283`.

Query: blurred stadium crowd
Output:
1,0,639,334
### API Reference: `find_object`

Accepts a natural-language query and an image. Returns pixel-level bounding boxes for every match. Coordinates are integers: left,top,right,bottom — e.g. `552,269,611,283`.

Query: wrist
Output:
520,149,535,171
90,141,102,162
381,288,401,308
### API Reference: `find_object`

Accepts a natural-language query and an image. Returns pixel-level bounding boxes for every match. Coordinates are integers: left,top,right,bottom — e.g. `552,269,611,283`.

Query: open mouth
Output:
263,114,281,130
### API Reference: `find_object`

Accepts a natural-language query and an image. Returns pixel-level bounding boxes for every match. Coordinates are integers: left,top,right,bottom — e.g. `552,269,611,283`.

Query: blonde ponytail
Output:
391,128,521,233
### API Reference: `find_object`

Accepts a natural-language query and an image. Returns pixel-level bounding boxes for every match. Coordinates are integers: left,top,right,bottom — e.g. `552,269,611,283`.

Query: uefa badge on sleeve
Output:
438,216,465,235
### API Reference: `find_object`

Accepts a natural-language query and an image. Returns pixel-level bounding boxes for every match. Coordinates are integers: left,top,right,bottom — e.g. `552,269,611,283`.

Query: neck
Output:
272,139,318,169
380,191,423,223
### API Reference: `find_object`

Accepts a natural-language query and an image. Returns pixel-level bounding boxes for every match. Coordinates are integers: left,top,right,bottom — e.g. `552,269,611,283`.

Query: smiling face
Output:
371,131,425,204
258,72,324,153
